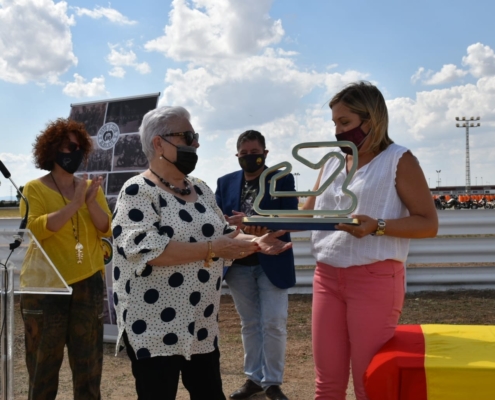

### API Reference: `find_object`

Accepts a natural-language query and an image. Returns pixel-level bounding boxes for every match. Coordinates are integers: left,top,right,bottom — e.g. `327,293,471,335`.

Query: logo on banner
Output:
97,122,120,150
101,238,113,265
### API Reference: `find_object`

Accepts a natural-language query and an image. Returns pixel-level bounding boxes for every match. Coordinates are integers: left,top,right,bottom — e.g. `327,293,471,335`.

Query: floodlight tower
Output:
294,172,300,191
455,116,480,193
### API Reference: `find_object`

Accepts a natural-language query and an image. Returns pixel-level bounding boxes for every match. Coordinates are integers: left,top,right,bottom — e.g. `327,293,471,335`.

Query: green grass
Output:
0,208,20,218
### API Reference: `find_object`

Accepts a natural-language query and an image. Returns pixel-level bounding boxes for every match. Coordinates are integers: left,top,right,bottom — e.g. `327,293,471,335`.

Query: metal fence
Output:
285,210,495,293
2,210,495,294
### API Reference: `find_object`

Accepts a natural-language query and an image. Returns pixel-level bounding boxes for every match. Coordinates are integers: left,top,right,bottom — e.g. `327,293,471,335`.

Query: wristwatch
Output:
373,219,386,236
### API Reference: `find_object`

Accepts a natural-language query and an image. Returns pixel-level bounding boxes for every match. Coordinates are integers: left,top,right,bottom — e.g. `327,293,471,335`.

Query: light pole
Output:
436,170,441,188
456,116,480,193
294,172,300,191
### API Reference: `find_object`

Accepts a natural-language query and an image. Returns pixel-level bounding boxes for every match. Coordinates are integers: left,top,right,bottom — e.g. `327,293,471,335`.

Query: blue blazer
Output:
215,167,298,289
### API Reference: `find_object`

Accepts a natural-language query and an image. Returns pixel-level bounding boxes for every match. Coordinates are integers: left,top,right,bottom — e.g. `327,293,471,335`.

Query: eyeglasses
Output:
160,131,199,146
67,141,80,152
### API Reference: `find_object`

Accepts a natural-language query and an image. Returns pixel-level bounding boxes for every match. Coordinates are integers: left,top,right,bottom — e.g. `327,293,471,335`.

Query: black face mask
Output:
55,149,84,174
238,153,265,173
161,140,198,176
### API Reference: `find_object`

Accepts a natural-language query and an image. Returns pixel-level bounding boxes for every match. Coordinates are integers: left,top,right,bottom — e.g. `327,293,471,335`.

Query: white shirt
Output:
112,174,231,360
311,143,411,268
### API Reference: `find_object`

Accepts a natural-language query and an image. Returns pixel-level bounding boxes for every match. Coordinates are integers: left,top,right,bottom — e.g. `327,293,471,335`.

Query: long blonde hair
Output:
329,81,393,154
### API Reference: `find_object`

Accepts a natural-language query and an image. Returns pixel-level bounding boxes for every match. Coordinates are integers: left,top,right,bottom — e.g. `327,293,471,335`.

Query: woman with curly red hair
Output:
20,118,112,400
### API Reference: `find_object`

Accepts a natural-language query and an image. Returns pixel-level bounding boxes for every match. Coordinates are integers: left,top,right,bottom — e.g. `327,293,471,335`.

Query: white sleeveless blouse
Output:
311,143,410,268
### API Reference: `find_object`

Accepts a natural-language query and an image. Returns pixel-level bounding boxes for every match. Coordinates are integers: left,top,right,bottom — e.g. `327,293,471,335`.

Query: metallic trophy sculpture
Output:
243,141,360,230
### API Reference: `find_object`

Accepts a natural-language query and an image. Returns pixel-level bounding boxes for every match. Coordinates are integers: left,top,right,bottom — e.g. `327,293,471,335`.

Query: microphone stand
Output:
0,159,28,400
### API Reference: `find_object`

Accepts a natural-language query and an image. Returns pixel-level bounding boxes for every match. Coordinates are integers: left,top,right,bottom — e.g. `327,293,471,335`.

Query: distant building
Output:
430,185,495,195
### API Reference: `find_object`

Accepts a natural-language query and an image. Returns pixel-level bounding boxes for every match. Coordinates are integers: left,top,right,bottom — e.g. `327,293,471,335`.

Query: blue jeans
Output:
225,264,288,388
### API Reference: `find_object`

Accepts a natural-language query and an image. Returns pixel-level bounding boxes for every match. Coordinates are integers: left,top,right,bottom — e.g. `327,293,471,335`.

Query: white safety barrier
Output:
3,210,495,294
225,210,495,294
405,210,495,292
0,219,19,231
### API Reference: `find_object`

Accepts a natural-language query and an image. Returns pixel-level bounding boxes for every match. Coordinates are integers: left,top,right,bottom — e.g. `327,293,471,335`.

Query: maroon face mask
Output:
335,122,369,155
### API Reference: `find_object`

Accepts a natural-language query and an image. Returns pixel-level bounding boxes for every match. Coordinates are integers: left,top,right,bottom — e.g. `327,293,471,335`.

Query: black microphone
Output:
0,159,29,250
0,159,10,179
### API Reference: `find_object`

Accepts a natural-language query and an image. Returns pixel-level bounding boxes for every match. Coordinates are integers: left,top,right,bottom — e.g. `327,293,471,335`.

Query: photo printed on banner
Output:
69,103,106,137
89,140,113,172
70,93,159,331
106,196,117,212
104,287,117,325
105,96,157,134
75,137,113,173
107,171,140,196
112,134,148,171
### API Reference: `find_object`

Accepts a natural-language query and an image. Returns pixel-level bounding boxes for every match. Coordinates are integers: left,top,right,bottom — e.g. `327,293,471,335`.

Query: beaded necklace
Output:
149,169,191,195
50,173,84,264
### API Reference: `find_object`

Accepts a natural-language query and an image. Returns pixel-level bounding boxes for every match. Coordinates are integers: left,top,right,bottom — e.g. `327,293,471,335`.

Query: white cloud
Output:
0,152,37,191
386,79,495,186
62,73,107,97
462,42,495,78
135,62,151,74
0,0,77,84
142,0,370,188
145,0,367,132
424,64,468,85
196,76,495,193
276,48,298,57
73,5,137,25
159,51,367,130
109,66,126,78
198,78,494,193
411,65,467,86
146,2,495,192
412,43,495,86
145,0,284,62
106,44,151,77
411,67,425,84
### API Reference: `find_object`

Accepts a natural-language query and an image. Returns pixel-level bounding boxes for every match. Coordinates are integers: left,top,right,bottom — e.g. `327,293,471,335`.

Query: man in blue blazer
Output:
216,130,297,400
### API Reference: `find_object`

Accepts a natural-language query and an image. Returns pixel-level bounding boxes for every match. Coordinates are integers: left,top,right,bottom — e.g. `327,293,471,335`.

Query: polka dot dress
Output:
112,174,232,360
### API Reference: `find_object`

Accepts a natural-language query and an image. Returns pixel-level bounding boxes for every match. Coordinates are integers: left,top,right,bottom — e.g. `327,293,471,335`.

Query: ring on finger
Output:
239,251,245,256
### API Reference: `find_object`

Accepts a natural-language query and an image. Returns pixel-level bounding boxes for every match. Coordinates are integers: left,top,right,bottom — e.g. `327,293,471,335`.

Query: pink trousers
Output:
312,260,405,400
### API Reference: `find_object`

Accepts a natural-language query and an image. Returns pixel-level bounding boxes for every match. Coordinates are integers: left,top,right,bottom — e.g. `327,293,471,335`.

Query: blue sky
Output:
1,0,495,199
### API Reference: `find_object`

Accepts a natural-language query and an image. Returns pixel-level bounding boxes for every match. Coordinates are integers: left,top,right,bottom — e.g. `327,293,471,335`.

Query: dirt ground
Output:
6,290,495,399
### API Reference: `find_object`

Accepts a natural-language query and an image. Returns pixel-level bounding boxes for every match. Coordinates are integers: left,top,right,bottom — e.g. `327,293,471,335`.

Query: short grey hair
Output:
139,106,191,160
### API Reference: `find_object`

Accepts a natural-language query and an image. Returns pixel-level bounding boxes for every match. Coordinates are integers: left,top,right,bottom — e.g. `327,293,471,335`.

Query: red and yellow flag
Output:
364,325,495,400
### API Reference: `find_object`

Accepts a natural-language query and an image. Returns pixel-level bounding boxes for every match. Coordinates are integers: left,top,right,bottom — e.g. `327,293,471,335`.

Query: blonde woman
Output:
304,82,438,400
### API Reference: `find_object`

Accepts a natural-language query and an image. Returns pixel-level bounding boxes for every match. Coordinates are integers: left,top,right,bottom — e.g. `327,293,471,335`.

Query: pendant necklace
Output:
50,173,84,264
149,168,191,195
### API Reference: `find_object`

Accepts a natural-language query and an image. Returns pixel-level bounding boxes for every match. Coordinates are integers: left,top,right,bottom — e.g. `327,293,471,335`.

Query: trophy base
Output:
242,217,359,231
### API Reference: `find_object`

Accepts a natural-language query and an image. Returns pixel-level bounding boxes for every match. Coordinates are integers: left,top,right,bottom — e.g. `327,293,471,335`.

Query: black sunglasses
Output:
67,141,80,152
160,131,199,146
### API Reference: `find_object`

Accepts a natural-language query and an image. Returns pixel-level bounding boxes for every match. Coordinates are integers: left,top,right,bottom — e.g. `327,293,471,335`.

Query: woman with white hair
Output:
112,106,291,400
